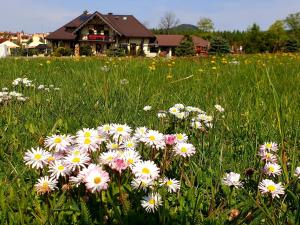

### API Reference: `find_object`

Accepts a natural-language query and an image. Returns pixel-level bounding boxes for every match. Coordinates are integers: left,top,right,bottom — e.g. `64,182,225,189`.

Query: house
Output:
46,11,155,56
0,39,20,55
154,35,210,57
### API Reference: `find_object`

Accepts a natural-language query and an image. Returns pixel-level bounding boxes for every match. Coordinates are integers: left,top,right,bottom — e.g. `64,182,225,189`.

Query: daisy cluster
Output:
221,142,293,199
257,142,285,198
24,123,198,213
156,103,222,130
37,84,60,91
0,90,28,104
11,77,60,92
12,77,33,87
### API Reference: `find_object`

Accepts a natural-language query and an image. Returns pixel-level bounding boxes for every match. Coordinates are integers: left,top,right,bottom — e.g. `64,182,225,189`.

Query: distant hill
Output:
173,24,198,31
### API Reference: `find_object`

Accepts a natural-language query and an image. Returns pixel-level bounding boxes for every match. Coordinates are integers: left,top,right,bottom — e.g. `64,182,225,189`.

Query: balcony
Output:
80,34,115,42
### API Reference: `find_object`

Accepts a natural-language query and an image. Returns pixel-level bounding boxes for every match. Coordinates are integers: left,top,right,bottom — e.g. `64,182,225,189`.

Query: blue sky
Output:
1,0,300,33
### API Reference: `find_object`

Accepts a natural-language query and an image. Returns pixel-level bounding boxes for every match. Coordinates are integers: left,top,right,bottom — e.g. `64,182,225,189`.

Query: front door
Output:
96,44,103,53
130,43,137,55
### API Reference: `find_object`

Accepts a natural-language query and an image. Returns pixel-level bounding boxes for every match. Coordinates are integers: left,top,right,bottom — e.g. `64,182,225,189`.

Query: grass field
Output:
0,54,300,224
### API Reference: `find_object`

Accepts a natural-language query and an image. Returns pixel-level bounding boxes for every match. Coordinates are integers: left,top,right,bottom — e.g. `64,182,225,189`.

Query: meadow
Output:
0,54,300,225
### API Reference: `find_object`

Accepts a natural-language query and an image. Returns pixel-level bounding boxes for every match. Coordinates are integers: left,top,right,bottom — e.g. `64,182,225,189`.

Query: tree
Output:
175,36,195,56
285,12,300,36
209,36,231,54
159,12,180,34
284,39,299,52
197,18,214,32
268,20,288,52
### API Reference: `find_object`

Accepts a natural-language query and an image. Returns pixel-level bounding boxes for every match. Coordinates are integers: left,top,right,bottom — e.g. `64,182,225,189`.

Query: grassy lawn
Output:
0,54,300,224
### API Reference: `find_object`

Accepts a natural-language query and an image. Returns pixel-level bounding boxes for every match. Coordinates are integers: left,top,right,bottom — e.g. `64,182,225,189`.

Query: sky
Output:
1,0,300,33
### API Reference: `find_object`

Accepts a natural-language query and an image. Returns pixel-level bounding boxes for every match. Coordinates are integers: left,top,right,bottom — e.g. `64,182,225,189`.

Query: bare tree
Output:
159,12,180,34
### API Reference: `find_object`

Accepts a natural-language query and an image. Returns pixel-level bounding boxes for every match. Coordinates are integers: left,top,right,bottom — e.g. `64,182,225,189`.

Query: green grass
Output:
0,54,300,224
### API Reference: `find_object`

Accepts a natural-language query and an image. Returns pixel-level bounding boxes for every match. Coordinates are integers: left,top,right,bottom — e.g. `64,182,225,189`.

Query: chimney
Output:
83,10,88,15
108,12,113,15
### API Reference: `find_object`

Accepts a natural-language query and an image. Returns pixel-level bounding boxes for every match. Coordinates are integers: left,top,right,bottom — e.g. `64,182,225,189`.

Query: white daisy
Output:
76,128,98,139
132,160,160,180
44,134,73,152
35,176,58,195
222,172,243,188
169,107,180,115
64,153,90,171
143,105,152,111
258,151,278,163
157,111,167,118
84,166,110,193
260,142,278,152
49,160,70,179
215,104,224,112
76,136,99,152
123,149,141,167
175,133,188,143
258,179,285,198
145,130,165,149
99,150,118,166
174,143,196,157
141,193,162,213
190,120,202,129
131,177,154,191
123,138,137,150
134,127,148,140
110,124,132,138
23,147,50,169
173,104,185,109
160,178,180,193
263,163,282,177
97,124,112,135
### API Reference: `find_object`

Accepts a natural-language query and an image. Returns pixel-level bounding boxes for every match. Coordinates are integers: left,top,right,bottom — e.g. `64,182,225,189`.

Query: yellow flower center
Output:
176,134,183,140
181,147,187,153
266,143,272,149
107,156,114,161
54,137,62,144
127,142,133,147
166,180,173,186
84,132,91,137
41,182,49,192
268,166,275,173
104,126,110,131
73,150,81,156
267,185,276,192
34,154,42,160
142,167,150,174
111,143,119,149
149,199,155,205
58,165,64,171
84,138,91,145
128,159,134,164
149,136,156,141
72,157,81,163
94,177,102,184
47,156,55,162
117,127,124,132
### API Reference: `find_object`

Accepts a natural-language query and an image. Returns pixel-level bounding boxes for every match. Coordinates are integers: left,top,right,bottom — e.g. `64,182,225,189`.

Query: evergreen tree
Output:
284,39,300,52
208,36,231,54
174,36,195,56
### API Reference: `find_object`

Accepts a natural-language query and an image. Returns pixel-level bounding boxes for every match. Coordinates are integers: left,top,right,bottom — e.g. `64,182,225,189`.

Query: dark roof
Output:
155,35,210,47
155,35,184,47
46,11,154,40
191,36,210,48
103,14,154,38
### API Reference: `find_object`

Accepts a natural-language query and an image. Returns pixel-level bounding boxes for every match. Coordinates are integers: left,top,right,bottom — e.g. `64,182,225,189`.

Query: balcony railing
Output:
80,34,114,42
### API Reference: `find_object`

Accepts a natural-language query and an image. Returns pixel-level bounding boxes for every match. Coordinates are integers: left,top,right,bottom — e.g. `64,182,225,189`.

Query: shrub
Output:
106,46,126,57
53,47,73,57
80,45,93,56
